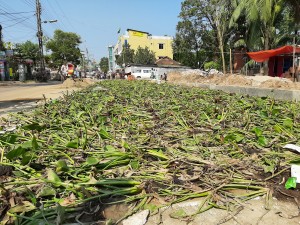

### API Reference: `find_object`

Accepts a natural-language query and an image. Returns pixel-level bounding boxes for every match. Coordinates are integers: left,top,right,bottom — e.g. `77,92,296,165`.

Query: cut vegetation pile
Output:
1,80,300,224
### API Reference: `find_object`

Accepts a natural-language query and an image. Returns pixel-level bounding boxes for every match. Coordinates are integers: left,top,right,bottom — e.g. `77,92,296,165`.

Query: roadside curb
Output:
177,82,300,101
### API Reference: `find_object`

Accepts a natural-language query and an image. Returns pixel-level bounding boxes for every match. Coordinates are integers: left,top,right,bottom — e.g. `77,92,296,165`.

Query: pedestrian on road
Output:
60,64,67,82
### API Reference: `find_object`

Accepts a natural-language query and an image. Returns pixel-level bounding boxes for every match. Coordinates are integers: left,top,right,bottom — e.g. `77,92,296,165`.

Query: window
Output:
143,70,151,73
135,69,141,73
159,43,164,49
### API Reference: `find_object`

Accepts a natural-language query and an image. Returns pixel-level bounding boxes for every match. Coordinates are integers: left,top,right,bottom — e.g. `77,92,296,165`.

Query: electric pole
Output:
0,25,4,51
36,0,46,81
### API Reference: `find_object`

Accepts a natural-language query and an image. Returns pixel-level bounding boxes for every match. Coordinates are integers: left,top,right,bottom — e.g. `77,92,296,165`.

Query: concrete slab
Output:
143,197,300,225
189,83,300,101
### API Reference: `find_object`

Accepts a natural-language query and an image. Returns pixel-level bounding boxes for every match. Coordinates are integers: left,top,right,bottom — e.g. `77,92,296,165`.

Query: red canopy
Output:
247,45,300,63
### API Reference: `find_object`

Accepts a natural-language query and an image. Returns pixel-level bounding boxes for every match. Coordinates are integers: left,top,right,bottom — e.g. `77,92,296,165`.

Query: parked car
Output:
132,69,152,79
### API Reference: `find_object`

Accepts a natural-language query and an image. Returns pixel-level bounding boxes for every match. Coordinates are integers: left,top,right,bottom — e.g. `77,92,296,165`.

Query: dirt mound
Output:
168,72,205,83
259,79,296,89
61,78,94,88
216,75,252,86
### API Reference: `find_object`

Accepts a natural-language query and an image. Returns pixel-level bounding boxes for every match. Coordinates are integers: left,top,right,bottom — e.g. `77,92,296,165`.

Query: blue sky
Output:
1,0,183,61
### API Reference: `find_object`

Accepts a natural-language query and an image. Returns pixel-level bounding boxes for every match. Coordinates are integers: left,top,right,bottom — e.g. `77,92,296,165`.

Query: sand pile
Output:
168,70,300,90
259,79,296,89
168,72,206,83
216,75,252,86
61,78,94,89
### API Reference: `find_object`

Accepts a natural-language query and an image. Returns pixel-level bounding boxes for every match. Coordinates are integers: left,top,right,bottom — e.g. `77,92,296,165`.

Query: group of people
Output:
60,63,82,81
161,73,167,81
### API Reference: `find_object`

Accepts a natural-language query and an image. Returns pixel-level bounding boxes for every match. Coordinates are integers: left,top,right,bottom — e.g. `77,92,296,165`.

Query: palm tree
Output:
232,0,284,50
231,0,284,74
285,0,300,24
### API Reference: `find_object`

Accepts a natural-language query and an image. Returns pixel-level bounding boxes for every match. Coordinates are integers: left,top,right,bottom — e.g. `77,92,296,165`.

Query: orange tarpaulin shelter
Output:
247,45,300,63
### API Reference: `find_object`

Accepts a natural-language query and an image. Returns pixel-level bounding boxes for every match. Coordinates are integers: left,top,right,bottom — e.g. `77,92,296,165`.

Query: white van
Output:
132,69,152,79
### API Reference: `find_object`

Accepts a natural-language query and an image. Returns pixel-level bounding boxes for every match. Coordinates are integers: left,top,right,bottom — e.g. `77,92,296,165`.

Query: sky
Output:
1,0,183,61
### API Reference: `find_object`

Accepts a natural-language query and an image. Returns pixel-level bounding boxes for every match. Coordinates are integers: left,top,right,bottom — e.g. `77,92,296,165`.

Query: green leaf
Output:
99,129,113,139
252,127,263,137
32,136,39,150
283,119,293,129
272,108,280,115
55,204,66,224
9,201,36,213
130,160,139,170
257,136,268,147
122,141,130,149
37,186,57,197
47,169,62,185
22,123,45,132
21,151,33,165
22,140,33,149
6,146,25,160
285,177,297,189
273,124,282,133
86,157,99,165
170,209,188,219
147,150,169,160
104,145,116,151
224,133,244,143
235,133,244,143
66,141,78,149
0,134,17,144
56,160,69,172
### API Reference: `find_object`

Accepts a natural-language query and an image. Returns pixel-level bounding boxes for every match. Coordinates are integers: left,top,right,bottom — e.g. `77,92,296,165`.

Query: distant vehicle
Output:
132,69,152,79
67,63,74,77
32,67,51,81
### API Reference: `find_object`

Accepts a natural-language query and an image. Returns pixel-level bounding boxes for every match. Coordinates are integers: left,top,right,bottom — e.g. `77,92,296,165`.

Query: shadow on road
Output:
0,98,43,117
0,81,62,87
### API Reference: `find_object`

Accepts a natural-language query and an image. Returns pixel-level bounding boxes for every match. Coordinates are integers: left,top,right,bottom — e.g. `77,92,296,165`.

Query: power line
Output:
3,15,34,29
0,11,35,15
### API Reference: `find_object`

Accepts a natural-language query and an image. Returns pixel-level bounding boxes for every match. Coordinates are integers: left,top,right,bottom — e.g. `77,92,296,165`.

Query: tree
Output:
115,44,134,67
15,41,39,62
46,30,82,68
231,0,285,73
133,46,156,65
99,57,109,73
285,0,300,24
174,0,233,73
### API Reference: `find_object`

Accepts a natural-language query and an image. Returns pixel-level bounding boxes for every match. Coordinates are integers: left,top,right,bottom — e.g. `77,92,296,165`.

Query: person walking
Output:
60,64,67,82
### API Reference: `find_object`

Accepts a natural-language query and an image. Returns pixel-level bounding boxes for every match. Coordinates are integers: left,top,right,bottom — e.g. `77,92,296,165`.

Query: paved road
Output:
0,81,79,117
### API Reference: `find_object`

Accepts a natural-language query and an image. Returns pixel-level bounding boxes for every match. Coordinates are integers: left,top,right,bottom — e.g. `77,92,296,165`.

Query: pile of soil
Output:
61,78,94,88
205,74,252,86
259,80,295,89
168,71,300,90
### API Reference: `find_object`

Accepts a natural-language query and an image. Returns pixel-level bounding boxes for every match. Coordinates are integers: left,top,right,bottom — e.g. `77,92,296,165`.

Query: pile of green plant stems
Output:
1,80,300,223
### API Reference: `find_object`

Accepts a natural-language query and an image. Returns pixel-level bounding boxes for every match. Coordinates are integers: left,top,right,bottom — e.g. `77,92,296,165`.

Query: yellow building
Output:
114,29,173,62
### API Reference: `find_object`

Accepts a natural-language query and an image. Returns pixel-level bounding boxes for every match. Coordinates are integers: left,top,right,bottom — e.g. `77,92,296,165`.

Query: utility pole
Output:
36,0,46,81
0,25,4,51
293,37,296,82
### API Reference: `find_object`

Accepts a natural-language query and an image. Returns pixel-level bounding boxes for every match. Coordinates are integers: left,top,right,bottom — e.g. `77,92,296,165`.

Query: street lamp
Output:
42,20,58,23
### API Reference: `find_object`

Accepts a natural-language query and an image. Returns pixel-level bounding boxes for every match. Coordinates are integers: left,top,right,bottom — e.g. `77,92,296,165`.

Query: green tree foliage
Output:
99,57,109,73
115,44,134,67
15,41,39,62
285,0,300,24
231,0,299,74
174,0,233,73
133,46,156,65
231,0,284,51
46,30,81,67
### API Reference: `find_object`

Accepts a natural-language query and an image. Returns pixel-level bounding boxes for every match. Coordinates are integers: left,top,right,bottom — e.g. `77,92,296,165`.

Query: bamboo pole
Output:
230,48,233,75
293,37,296,82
